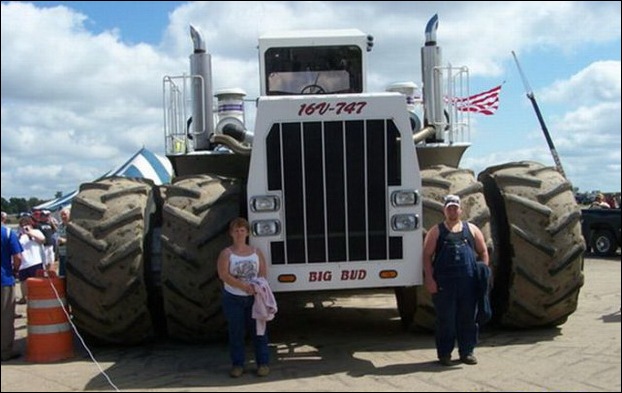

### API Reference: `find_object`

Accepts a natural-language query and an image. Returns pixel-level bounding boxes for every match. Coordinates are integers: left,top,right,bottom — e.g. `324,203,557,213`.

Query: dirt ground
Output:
1,253,620,392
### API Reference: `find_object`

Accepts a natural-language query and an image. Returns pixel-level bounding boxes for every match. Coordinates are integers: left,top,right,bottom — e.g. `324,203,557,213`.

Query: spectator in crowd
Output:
590,193,611,209
16,216,46,304
2,219,23,361
605,194,618,209
31,209,57,271
56,208,70,276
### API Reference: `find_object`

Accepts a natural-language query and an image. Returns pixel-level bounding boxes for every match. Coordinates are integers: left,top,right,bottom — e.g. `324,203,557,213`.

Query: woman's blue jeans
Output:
221,289,270,367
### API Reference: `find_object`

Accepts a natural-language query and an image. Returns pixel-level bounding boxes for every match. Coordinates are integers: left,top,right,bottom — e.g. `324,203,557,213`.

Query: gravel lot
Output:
2,253,620,392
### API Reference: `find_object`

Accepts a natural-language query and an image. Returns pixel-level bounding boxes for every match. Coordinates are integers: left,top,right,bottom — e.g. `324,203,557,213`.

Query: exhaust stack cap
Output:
190,24,206,53
425,14,439,46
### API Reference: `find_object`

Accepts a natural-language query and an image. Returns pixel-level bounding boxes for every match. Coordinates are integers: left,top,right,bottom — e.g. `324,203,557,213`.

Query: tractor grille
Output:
266,119,404,264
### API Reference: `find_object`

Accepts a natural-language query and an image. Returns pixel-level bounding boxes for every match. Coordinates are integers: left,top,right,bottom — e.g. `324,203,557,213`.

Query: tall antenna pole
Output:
512,51,566,178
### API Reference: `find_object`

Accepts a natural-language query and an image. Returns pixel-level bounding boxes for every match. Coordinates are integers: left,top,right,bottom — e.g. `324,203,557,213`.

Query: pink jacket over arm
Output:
251,277,278,336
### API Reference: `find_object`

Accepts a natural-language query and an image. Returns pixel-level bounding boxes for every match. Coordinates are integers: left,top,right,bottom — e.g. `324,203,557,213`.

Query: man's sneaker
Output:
460,354,478,365
229,366,244,378
257,365,270,377
438,356,452,366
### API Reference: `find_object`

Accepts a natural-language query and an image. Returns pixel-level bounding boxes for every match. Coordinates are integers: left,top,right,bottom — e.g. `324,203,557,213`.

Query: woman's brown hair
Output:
229,217,250,232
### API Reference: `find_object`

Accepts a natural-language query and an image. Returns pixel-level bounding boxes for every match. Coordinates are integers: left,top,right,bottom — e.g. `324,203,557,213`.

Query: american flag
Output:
453,84,502,115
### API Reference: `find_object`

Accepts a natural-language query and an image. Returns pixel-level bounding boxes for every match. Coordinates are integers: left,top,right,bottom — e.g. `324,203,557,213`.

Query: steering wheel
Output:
300,84,326,94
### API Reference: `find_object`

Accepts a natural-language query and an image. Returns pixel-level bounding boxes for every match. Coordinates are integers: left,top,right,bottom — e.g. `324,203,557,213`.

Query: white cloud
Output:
541,61,621,104
1,2,182,199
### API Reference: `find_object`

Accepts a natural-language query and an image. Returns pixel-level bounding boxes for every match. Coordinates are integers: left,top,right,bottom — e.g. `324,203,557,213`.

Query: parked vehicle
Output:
582,208,621,256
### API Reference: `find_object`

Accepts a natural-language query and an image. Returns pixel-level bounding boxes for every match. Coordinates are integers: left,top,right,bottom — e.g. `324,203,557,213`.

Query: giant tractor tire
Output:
160,175,242,342
479,161,585,328
66,177,158,344
406,165,492,331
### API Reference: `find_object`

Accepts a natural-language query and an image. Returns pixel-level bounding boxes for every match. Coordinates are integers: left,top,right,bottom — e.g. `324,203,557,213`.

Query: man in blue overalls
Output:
422,194,489,366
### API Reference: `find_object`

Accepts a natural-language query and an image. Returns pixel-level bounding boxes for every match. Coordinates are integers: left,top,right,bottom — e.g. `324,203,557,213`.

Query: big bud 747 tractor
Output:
66,15,585,344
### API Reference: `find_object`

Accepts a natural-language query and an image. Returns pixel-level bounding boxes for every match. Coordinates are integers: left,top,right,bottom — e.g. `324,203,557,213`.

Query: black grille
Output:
267,120,403,264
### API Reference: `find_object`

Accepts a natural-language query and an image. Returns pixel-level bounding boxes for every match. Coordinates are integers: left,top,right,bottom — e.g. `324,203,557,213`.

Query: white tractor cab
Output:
258,29,371,96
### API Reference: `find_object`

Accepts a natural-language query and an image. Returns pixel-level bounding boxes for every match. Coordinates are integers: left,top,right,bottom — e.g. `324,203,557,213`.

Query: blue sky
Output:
1,1,620,200
33,1,181,45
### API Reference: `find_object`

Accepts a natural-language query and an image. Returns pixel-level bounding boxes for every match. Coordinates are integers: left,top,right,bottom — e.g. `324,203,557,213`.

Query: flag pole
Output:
511,51,567,178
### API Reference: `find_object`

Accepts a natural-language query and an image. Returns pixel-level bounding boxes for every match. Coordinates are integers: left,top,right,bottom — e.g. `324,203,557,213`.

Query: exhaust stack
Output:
421,14,445,142
190,25,214,150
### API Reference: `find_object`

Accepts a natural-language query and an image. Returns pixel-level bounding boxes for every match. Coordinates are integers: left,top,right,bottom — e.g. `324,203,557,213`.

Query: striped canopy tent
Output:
34,147,173,211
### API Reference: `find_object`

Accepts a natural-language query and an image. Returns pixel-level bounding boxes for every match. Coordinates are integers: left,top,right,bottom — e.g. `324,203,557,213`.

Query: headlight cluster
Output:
390,190,419,231
252,220,281,236
391,190,418,206
391,214,418,231
250,195,280,212
250,195,281,236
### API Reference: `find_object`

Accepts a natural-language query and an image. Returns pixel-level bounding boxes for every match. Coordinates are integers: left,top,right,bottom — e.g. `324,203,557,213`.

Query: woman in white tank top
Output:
217,217,270,377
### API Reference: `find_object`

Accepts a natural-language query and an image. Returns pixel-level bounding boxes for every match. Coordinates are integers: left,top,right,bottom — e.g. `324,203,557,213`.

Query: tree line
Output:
1,196,50,215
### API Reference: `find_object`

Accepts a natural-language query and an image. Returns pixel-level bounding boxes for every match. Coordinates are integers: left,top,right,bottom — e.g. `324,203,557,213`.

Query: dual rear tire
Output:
67,175,241,344
398,162,585,331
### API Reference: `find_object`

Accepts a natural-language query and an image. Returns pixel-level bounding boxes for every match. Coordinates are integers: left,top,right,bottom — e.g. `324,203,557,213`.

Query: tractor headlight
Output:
252,220,281,236
250,195,280,212
391,190,418,206
391,214,418,231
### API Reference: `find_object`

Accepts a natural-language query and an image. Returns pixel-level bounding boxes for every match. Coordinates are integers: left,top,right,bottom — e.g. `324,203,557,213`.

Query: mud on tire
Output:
66,177,157,344
161,175,242,342
479,161,585,328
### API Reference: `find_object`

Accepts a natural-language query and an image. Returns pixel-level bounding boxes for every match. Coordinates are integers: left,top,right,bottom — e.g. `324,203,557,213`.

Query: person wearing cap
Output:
422,194,489,366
